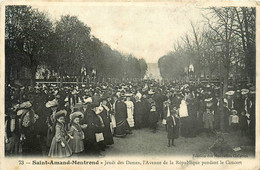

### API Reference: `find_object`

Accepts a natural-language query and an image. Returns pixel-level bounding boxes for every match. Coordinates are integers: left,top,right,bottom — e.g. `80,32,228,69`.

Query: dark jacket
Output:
166,115,179,139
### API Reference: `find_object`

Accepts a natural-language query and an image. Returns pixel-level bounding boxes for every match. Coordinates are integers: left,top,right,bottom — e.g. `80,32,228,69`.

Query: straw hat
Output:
241,89,249,95
204,98,213,102
45,100,58,108
19,101,32,109
125,93,132,97
83,97,93,104
231,109,237,114
17,109,29,116
55,110,67,119
70,111,84,121
225,91,235,96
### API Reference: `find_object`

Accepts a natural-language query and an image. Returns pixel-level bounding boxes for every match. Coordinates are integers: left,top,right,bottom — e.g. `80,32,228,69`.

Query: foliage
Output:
5,5,53,83
158,7,255,84
5,6,148,84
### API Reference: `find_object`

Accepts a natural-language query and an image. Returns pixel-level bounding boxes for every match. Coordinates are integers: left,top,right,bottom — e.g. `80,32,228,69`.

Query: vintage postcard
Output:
0,0,259,170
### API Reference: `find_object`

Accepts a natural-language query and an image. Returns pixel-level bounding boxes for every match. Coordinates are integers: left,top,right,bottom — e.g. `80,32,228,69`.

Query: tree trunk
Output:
219,65,229,131
60,72,63,88
76,76,79,86
30,66,37,87
223,66,229,96
219,78,224,131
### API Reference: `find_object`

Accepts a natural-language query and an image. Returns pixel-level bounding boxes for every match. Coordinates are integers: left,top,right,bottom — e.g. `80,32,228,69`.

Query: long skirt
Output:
167,126,179,139
103,125,114,145
134,115,143,129
68,134,84,153
48,138,72,158
114,119,128,137
46,126,55,148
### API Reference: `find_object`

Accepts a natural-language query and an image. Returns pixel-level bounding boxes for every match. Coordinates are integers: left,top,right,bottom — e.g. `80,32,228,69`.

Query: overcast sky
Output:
34,3,205,63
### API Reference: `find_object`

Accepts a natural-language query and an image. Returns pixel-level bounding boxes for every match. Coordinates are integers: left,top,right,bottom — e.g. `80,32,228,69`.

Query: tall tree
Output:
50,15,92,82
5,5,53,85
233,7,256,82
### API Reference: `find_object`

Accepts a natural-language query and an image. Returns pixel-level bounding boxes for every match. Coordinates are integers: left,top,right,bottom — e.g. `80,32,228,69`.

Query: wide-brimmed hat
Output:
225,91,235,96
17,109,29,116
70,111,84,121
231,109,237,114
83,97,93,104
45,100,58,108
19,101,32,109
241,89,249,95
204,98,213,103
205,84,211,88
148,90,155,95
55,110,67,119
125,93,132,97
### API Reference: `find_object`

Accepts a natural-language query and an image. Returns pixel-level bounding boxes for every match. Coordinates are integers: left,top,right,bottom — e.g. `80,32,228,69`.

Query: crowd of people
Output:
5,79,256,157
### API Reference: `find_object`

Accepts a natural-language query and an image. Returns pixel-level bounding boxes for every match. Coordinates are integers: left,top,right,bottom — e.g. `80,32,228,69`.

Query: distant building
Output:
35,65,52,80
145,63,162,80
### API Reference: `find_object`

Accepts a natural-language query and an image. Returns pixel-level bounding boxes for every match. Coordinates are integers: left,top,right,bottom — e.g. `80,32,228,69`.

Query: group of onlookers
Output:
5,80,255,156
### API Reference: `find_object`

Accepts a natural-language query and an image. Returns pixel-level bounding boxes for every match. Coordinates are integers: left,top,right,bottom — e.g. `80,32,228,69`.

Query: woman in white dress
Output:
124,95,135,128
179,96,189,137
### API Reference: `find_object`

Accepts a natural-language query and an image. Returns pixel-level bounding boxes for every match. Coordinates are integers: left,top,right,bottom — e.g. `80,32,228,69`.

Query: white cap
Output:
225,91,235,96
204,98,213,102
83,97,93,104
45,100,58,108
241,89,249,95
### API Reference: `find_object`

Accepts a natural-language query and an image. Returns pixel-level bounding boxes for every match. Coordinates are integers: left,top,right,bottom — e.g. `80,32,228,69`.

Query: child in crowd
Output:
68,112,85,154
203,107,214,136
229,109,239,131
166,109,179,147
48,110,72,158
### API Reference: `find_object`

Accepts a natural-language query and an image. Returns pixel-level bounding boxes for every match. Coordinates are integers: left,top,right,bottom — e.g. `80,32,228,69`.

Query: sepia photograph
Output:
1,1,259,169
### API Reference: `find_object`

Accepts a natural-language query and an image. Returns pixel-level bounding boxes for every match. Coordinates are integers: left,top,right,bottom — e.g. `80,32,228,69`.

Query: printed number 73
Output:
18,160,24,165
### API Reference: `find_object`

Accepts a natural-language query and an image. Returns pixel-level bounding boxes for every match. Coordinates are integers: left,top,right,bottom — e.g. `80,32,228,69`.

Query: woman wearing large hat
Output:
45,100,58,149
17,101,39,155
83,103,102,156
203,98,214,136
99,98,114,146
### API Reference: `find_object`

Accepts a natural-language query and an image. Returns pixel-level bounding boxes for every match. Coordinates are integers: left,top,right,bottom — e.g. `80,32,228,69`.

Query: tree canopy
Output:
5,6,148,84
158,7,255,86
